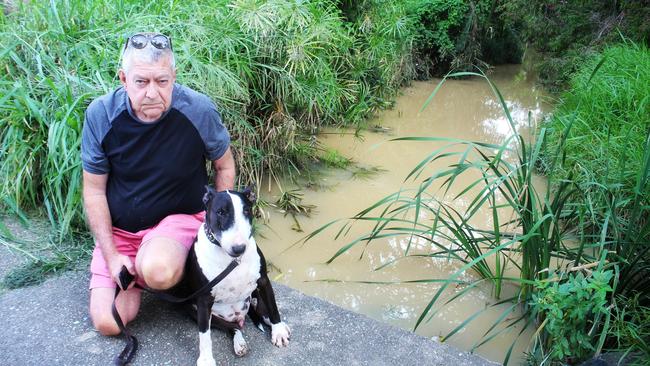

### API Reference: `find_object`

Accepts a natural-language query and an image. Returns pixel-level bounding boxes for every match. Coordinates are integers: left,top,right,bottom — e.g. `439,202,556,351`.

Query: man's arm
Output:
212,146,236,191
82,171,134,287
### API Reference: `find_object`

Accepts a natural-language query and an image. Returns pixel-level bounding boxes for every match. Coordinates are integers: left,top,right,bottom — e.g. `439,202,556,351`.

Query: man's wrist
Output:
100,243,119,263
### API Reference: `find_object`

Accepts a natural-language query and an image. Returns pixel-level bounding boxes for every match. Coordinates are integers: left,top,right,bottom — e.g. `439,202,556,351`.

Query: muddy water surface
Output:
256,65,549,364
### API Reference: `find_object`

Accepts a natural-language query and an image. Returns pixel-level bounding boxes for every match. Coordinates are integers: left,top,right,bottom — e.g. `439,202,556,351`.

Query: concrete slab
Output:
0,271,498,365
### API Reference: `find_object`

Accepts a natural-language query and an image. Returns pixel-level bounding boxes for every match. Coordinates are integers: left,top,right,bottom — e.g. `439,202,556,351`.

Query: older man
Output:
81,33,236,335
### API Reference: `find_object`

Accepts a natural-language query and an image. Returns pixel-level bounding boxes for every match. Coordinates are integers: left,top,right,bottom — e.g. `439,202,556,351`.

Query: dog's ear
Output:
243,185,256,204
203,185,215,205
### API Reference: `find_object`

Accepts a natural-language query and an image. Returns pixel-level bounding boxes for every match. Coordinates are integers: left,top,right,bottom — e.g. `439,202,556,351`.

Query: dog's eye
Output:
216,208,226,216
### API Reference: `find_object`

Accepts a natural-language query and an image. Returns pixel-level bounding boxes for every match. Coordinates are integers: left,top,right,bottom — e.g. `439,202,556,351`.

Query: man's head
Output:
119,33,176,122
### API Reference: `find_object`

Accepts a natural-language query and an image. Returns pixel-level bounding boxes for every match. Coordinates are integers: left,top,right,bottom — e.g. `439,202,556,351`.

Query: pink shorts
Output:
89,212,205,289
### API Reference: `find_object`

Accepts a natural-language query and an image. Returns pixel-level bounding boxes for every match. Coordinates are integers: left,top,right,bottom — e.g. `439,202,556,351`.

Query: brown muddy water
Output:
256,65,550,364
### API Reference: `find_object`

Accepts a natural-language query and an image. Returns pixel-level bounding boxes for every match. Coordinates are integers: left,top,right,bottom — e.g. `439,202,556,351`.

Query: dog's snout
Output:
231,244,246,256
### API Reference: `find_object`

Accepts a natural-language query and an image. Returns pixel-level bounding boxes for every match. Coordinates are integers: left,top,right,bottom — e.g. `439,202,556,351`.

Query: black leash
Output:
112,260,239,365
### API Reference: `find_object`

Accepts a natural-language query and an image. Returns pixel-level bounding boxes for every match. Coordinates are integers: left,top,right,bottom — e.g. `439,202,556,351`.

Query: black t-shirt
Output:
81,84,230,232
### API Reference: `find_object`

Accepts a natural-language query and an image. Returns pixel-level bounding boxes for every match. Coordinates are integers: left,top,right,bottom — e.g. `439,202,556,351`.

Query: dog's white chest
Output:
208,261,260,303
194,235,261,320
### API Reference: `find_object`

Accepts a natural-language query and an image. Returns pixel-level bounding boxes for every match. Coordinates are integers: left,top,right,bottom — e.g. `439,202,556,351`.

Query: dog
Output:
175,186,291,366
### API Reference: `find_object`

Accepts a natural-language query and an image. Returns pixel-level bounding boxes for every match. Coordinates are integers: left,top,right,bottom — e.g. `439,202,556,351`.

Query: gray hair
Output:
121,41,176,74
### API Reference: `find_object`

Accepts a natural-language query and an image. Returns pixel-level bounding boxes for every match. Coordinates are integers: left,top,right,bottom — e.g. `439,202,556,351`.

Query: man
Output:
81,33,236,335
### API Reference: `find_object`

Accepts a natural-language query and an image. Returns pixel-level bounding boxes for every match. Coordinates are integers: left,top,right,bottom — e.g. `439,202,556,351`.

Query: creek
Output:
257,64,550,364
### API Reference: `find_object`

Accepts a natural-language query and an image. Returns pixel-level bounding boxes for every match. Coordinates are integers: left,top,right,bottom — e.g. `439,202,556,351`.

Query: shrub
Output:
541,43,650,217
406,0,522,77
500,0,650,89
529,269,614,364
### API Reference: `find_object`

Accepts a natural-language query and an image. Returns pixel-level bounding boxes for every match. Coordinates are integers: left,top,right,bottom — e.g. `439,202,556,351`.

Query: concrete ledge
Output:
0,271,497,365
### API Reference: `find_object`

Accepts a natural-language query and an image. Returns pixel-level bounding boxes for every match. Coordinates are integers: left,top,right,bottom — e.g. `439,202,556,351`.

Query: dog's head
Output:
202,186,256,257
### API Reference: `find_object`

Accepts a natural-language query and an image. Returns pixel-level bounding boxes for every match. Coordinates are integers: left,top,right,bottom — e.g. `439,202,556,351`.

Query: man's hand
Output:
107,252,135,290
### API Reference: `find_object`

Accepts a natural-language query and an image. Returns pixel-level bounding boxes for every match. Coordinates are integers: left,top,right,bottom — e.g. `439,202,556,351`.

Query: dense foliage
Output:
405,0,521,77
542,44,650,211
530,269,615,363
534,43,650,364
0,0,416,239
501,0,650,90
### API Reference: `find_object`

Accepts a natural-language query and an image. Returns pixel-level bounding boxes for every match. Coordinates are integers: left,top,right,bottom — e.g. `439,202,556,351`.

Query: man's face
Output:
119,57,176,122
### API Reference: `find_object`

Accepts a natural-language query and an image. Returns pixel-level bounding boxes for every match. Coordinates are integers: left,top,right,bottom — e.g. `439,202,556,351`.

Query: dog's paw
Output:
271,322,291,347
196,355,217,366
233,330,249,357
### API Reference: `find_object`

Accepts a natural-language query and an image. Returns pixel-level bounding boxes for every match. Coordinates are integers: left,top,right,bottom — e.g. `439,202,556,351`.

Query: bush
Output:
529,269,614,364
406,0,523,77
500,0,650,90
541,43,650,215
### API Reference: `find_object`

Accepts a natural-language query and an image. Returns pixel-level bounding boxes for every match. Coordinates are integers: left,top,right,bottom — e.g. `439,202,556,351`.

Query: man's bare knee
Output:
136,237,187,290
92,313,121,336
140,261,181,289
89,287,140,336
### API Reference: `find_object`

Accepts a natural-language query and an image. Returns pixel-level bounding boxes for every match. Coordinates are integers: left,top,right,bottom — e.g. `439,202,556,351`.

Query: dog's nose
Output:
231,244,246,256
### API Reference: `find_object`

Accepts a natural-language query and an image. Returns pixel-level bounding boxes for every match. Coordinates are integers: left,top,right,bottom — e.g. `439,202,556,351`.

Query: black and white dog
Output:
177,186,290,366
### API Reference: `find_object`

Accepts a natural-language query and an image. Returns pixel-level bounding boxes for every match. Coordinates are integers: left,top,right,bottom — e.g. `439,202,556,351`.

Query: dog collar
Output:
203,225,221,246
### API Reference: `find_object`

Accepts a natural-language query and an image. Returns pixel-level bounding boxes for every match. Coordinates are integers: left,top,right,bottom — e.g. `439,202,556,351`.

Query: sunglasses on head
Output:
123,33,173,52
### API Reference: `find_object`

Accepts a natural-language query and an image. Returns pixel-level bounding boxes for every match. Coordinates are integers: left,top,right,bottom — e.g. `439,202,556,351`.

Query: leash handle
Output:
118,266,135,290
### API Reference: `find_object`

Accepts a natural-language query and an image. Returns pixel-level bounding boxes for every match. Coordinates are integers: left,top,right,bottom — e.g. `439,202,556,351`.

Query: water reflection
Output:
480,98,545,141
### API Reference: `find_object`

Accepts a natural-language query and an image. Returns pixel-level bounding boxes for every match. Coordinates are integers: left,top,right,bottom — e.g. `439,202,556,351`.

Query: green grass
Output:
320,148,352,169
542,43,650,211
609,294,650,365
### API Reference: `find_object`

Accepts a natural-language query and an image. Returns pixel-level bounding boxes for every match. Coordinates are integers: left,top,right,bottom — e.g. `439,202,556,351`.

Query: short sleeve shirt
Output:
81,83,230,233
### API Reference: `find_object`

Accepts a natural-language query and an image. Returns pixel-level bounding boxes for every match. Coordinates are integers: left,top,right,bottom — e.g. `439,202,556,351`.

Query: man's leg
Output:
89,287,141,336
134,212,203,290
135,237,189,290
88,238,142,336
